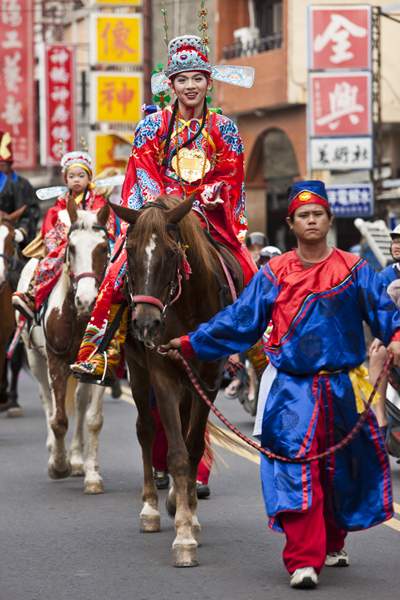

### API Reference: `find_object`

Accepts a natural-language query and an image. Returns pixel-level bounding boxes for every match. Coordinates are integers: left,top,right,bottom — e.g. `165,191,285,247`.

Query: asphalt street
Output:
1,371,400,600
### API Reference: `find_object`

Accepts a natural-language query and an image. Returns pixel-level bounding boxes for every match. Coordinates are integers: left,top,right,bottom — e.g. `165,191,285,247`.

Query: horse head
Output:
0,205,26,287
65,197,110,316
110,195,195,347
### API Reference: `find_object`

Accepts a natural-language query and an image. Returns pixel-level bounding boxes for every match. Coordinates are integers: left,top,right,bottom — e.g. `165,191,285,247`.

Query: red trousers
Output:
151,408,212,484
280,406,347,574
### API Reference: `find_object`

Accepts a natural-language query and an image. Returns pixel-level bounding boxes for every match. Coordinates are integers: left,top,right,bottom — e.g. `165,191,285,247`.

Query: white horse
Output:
17,199,111,494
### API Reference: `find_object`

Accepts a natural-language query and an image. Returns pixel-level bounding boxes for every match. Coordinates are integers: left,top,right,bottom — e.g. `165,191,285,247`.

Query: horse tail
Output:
65,376,77,417
207,420,259,465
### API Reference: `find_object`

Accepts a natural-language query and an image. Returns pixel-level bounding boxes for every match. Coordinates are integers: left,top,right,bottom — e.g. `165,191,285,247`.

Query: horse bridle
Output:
65,223,111,292
126,209,187,320
42,223,112,357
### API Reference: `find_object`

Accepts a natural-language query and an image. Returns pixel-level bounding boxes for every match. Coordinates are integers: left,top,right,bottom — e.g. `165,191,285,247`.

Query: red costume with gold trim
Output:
74,106,256,369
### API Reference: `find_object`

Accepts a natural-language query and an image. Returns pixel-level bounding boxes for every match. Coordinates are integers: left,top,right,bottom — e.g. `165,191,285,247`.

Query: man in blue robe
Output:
162,180,400,589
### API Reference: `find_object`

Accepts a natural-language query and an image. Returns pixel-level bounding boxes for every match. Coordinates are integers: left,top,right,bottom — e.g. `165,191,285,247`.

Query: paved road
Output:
1,371,400,600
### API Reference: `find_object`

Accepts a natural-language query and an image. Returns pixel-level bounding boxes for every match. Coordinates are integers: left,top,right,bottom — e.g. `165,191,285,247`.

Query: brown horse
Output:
19,198,111,492
0,206,26,415
111,195,243,567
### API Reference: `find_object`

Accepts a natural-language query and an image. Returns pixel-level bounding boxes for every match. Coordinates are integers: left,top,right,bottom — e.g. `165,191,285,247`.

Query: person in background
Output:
369,224,400,433
246,231,268,265
0,131,39,247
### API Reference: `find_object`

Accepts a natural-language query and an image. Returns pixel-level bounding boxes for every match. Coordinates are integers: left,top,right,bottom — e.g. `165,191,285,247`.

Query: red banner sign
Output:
0,0,35,168
43,44,76,165
309,72,372,138
309,5,371,71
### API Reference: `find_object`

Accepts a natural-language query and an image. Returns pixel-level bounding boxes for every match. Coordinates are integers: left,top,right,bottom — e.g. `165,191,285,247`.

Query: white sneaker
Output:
325,549,349,567
290,567,318,589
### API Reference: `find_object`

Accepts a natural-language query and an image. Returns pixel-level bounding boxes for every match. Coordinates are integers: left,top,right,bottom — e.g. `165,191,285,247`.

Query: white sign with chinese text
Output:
326,183,373,217
310,137,372,171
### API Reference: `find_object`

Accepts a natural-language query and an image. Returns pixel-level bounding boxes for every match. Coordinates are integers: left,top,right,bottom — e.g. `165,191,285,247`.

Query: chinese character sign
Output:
91,14,142,66
0,0,35,167
309,5,371,70
92,73,142,124
43,45,76,165
91,132,131,173
310,137,372,171
309,72,371,137
326,183,373,217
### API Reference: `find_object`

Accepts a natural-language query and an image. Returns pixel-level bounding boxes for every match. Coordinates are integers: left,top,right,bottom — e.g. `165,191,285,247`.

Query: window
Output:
254,0,282,39
222,0,283,59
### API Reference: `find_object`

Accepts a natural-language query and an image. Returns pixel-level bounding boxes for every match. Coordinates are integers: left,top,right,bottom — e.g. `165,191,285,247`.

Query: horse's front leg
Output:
153,375,198,567
47,353,72,479
83,384,105,494
185,390,215,545
69,381,90,477
126,355,160,533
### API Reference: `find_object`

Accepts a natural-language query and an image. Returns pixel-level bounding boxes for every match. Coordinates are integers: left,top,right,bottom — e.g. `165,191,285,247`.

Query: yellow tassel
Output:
349,365,379,414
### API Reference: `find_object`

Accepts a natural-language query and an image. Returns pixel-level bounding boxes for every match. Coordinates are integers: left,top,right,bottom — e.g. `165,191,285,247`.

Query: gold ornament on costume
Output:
172,148,210,183
299,191,312,202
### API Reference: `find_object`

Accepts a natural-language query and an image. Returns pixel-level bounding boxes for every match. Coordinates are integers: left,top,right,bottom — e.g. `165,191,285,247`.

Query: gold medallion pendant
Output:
171,148,210,183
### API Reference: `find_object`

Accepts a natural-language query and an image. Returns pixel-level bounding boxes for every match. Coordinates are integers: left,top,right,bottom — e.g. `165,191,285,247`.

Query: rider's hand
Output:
369,338,383,357
387,340,400,368
159,337,182,361
201,182,224,211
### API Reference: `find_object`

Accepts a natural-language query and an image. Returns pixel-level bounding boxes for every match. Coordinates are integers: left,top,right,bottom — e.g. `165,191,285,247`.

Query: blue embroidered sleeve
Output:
189,268,278,360
357,261,400,344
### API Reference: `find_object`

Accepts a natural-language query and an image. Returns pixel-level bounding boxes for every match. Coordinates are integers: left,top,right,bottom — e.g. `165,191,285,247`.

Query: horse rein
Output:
160,350,393,464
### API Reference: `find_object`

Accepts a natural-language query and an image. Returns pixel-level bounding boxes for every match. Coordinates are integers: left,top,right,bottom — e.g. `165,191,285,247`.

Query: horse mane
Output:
132,195,220,281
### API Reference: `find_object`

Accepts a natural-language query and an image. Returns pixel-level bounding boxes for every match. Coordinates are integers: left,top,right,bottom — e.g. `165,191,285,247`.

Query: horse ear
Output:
109,201,139,225
97,204,110,227
166,195,195,224
6,205,26,223
67,196,78,224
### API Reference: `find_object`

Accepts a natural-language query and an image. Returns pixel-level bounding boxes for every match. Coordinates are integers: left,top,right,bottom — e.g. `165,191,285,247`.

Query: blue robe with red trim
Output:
185,249,400,531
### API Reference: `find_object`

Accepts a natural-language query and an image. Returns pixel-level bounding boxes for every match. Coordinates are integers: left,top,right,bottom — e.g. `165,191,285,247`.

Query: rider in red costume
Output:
71,35,256,382
12,151,116,319
70,35,256,498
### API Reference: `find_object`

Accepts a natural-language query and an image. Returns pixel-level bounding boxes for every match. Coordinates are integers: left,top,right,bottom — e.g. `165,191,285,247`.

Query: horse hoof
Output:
7,406,23,418
84,480,104,494
70,464,85,477
173,543,198,568
140,514,161,533
48,462,72,480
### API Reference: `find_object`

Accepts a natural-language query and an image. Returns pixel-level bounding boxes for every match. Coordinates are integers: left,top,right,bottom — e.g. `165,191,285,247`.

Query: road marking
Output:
386,517,400,532
118,384,400,530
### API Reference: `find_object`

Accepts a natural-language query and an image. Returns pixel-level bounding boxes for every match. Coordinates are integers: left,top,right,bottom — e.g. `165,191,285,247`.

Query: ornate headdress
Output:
288,180,331,217
151,34,255,95
0,131,13,162
61,151,93,177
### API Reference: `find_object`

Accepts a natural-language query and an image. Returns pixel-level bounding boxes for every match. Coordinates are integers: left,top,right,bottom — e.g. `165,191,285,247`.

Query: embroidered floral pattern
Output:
216,116,244,155
127,169,161,207
134,113,162,149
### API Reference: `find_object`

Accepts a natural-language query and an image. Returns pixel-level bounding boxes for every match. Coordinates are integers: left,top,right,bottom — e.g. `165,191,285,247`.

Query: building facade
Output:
214,0,400,249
